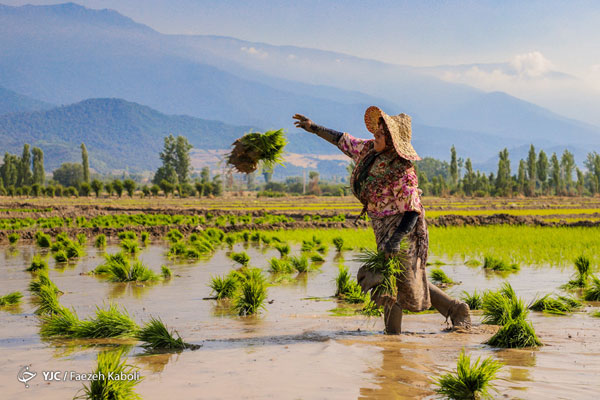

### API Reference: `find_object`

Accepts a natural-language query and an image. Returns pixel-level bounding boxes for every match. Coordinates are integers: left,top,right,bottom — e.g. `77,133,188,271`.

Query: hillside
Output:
0,86,53,115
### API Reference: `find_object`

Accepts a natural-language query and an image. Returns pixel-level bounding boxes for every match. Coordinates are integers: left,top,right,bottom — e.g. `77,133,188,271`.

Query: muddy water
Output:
1,242,599,399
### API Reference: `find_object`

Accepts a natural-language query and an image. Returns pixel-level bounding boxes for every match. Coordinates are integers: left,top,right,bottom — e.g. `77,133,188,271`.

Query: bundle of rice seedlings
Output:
26,255,49,272
191,238,213,254
343,283,368,304
118,231,137,241
136,317,192,350
185,247,201,259
54,250,68,263
233,275,268,316
591,311,600,318
289,254,310,272
332,237,345,252
268,258,294,274
8,232,19,244
74,349,141,400
528,294,581,315
74,304,139,338
204,228,225,243
335,264,352,297
565,255,591,288
274,243,290,258
77,233,87,246
250,232,261,243
312,235,322,245
35,232,52,248
29,270,60,295
94,234,107,248
464,259,482,267
0,291,23,306
354,248,406,300
483,255,519,272
140,232,150,246
460,291,483,310
226,129,286,173
161,266,172,279
34,284,64,315
166,229,183,243
316,244,328,254
231,251,250,266
430,268,454,285
224,235,236,247
583,275,600,301
167,241,187,258
482,284,527,325
241,231,250,242
301,240,316,252
260,234,272,245
120,239,140,255
39,307,79,337
310,253,325,263
270,235,282,243
111,260,158,283
434,349,502,400
361,294,384,317
65,243,84,259
209,274,239,299
486,317,542,348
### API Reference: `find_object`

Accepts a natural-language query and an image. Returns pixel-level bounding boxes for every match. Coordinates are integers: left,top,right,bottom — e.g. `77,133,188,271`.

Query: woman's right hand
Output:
292,114,315,133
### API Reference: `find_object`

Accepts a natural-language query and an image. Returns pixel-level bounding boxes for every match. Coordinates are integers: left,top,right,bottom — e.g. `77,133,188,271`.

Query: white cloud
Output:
287,54,297,60
509,51,553,78
240,46,268,59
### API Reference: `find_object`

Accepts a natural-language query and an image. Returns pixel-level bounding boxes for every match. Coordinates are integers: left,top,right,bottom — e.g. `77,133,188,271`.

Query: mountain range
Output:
0,2,599,176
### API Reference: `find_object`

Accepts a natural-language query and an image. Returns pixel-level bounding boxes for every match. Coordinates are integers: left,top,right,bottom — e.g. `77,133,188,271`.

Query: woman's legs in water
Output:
428,282,471,328
384,303,403,334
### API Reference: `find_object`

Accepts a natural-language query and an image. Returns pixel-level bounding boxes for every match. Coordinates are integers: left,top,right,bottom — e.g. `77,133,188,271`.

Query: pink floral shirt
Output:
338,132,423,218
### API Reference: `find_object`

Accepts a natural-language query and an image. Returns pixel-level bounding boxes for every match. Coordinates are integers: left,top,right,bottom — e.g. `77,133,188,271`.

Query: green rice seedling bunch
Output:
109,260,158,283
335,264,352,297
583,275,600,301
94,253,128,275
529,294,581,315
260,234,272,245
140,231,150,246
316,244,328,254
191,237,214,253
27,255,49,272
289,254,309,272
136,317,190,350
29,270,60,295
34,284,65,315
482,283,528,325
566,255,591,288
120,238,140,255
464,259,482,267
270,235,282,243
185,247,201,259
40,307,80,337
94,234,107,248
77,233,87,246
8,232,19,244
74,304,139,338
204,228,225,244
312,235,322,245
231,251,250,266
483,255,519,272
274,243,290,258
486,317,542,348
54,250,68,263
269,257,294,274
361,294,383,317
430,268,454,285
241,231,250,242
189,233,200,243
250,232,262,243
434,349,502,400
354,247,406,300
65,242,84,259
235,267,267,285
310,253,325,263
74,349,141,400
35,232,52,248
226,129,287,173
301,239,316,252
167,240,187,258
460,291,483,310
333,237,345,252
224,235,236,247
166,229,183,243
591,311,600,318
118,231,138,241
343,283,368,304
0,291,23,306
209,274,240,299
233,274,268,316
161,265,172,279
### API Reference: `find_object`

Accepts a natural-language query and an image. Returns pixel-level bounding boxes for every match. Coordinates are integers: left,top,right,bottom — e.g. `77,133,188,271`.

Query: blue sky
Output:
4,1,600,124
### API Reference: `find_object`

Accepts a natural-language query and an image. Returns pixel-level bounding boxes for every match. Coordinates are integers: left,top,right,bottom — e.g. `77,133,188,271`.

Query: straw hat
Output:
364,106,420,160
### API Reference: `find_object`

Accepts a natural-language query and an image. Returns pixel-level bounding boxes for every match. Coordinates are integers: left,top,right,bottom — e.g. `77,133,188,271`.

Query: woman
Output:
293,107,471,334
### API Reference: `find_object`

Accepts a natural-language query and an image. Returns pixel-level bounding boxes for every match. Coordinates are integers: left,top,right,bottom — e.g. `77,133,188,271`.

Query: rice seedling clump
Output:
0,291,23,306
26,255,49,272
460,291,483,310
209,273,239,299
564,255,592,288
74,349,141,400
434,349,502,400
354,248,406,301
166,229,183,243
274,243,290,258
233,272,268,316
226,129,286,173
486,318,542,348
94,234,107,248
8,232,19,244
289,254,310,272
429,268,454,285
332,237,345,252
529,294,581,314
583,275,600,301
120,238,140,255
136,317,193,350
77,233,87,246
35,232,52,248
269,258,294,274
231,251,250,266
161,265,172,279
483,255,519,272
94,253,158,282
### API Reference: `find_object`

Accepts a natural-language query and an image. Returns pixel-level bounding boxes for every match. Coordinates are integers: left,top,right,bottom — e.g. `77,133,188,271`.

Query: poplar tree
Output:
81,143,89,183
32,147,45,185
550,153,561,195
526,144,536,195
517,160,527,195
450,145,458,187
495,148,511,196
537,150,549,194
560,149,575,193
18,144,32,187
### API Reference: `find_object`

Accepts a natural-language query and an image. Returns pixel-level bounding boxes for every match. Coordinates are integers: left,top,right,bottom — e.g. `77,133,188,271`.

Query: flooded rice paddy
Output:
1,239,600,399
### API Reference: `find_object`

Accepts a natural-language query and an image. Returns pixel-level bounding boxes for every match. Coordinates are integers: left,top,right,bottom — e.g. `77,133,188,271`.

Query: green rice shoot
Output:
429,268,454,285
0,291,23,306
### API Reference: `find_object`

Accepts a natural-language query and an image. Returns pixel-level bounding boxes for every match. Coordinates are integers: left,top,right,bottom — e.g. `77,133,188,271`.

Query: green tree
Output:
517,159,527,195
576,168,585,196
112,179,124,197
79,182,91,196
81,143,90,183
462,158,476,196
91,179,103,197
104,181,114,197
537,150,549,194
159,179,174,197
526,144,536,196
153,134,193,185
584,152,600,194
123,179,136,197
495,148,511,196
550,152,561,195
0,153,19,187
32,147,45,186
175,135,192,183
53,163,84,187
449,145,458,187
560,149,575,194
18,144,32,187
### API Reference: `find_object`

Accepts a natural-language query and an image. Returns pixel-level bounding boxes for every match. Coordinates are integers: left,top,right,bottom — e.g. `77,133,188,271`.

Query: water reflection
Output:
108,282,157,299
135,351,179,373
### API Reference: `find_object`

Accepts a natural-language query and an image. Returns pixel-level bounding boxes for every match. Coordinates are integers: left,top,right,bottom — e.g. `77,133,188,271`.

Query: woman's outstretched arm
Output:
292,114,342,145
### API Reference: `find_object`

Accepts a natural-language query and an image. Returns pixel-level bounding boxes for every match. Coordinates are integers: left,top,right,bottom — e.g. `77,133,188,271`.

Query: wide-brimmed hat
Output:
364,106,420,160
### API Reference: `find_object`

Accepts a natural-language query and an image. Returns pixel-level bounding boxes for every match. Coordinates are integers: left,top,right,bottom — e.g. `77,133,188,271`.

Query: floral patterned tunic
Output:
337,132,423,218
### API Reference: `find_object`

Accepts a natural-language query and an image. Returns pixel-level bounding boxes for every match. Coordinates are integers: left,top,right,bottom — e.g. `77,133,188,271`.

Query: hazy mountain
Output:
1,2,599,174
0,86,54,115
0,98,256,172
